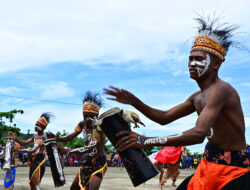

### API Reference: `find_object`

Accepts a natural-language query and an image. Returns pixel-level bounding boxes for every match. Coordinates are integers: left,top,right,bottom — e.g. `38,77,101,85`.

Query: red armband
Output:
75,125,82,132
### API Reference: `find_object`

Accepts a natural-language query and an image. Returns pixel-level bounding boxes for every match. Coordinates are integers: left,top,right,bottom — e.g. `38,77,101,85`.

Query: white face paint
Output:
190,53,211,78
144,137,168,145
35,125,43,132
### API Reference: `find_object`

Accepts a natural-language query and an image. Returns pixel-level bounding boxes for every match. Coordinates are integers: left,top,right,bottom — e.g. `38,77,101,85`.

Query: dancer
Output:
156,146,183,188
148,151,164,185
162,161,180,188
3,142,26,190
8,112,53,190
104,16,250,190
55,91,107,190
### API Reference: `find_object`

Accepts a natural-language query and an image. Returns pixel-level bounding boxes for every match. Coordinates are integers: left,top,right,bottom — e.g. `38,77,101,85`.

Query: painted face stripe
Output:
190,61,206,67
190,54,211,78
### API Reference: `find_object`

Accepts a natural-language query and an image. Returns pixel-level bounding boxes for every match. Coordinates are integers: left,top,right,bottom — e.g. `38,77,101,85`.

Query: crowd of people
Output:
0,146,219,170
0,146,198,169
180,155,201,169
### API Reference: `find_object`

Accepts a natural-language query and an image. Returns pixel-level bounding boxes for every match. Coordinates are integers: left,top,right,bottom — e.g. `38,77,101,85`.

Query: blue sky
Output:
1,0,250,153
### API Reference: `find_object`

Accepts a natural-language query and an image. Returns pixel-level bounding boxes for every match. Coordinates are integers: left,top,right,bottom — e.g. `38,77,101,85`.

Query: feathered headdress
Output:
37,112,54,128
82,91,104,114
191,16,239,61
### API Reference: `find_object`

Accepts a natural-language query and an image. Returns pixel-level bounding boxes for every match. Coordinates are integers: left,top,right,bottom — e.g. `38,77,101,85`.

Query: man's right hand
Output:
8,131,17,140
103,86,137,105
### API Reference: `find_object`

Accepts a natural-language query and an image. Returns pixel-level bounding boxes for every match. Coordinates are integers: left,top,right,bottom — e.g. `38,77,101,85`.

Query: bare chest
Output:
194,93,207,114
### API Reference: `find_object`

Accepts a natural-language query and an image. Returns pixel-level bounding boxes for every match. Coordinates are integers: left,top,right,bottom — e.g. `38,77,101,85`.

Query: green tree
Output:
56,130,85,149
0,109,24,144
193,152,202,158
184,147,192,156
104,139,117,153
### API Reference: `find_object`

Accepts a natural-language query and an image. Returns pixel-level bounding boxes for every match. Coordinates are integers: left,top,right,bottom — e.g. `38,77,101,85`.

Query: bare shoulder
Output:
218,80,242,104
187,91,201,101
78,121,85,129
208,80,235,97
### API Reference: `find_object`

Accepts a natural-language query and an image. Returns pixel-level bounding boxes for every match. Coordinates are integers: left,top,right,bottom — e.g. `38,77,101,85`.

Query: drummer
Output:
3,142,25,190
8,112,54,190
54,91,107,190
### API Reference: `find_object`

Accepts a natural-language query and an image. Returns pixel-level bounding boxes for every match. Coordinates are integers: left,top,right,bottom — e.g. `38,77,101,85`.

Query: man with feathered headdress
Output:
54,91,107,190
104,16,250,189
8,112,54,190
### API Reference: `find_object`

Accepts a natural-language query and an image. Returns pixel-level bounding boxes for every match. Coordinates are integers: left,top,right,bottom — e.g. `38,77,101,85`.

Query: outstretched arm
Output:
103,86,196,125
57,131,81,142
8,131,33,146
17,144,41,154
116,86,228,151
70,140,98,155
56,122,84,142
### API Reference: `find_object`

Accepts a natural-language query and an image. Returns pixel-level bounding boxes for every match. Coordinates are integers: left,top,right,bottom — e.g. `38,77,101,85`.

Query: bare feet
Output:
172,182,176,187
160,178,166,189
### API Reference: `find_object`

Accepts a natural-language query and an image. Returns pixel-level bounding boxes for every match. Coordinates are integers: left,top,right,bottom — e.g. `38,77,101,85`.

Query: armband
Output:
75,124,82,132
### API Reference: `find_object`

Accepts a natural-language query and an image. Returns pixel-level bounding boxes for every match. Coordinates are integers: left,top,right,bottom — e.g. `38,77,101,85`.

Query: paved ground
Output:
0,167,194,190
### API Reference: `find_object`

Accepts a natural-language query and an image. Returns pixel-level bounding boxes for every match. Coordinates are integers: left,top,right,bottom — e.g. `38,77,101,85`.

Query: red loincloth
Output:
155,146,183,164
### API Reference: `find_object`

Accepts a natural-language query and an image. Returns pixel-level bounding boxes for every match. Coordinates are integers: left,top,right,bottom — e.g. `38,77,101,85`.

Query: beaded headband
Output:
83,102,99,114
191,35,226,61
37,117,48,128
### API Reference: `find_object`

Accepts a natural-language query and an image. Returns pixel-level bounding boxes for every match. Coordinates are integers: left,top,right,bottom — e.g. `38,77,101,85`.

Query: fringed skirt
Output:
78,155,107,190
28,153,46,184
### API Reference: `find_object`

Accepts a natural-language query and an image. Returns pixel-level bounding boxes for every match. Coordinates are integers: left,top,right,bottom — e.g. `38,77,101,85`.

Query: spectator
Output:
74,159,79,166
247,144,250,153
190,156,194,169
69,157,74,166
193,157,198,169
117,155,122,167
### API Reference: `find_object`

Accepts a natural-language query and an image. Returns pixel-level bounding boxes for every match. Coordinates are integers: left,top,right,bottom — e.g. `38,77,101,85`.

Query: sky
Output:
1,0,250,153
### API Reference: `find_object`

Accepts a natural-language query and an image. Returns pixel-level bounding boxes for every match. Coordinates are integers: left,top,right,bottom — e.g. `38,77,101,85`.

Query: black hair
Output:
194,15,239,53
40,112,54,124
82,91,104,108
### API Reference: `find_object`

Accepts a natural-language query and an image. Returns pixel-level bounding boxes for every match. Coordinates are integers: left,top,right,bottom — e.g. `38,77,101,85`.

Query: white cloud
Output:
0,87,20,94
0,0,250,73
41,81,75,99
1,0,250,153
15,104,82,133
